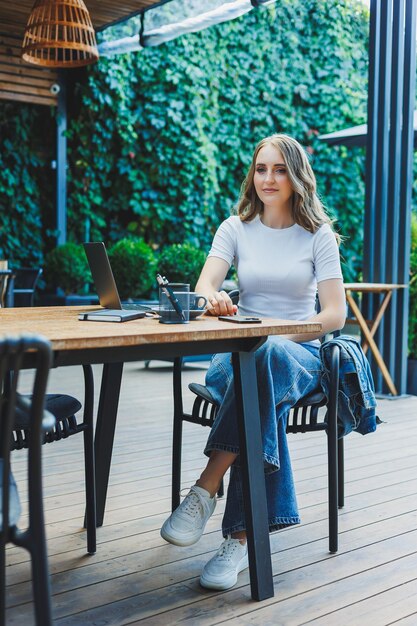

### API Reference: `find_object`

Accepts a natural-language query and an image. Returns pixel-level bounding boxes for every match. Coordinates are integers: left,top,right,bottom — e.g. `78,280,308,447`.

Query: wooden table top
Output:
0,307,322,352
344,283,407,292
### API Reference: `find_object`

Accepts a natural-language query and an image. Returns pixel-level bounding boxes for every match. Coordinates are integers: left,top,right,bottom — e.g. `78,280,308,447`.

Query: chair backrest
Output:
0,270,14,308
12,268,43,307
0,336,52,531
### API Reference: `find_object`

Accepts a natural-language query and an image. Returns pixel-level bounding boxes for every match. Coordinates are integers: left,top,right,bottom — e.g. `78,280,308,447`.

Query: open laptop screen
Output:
84,242,123,310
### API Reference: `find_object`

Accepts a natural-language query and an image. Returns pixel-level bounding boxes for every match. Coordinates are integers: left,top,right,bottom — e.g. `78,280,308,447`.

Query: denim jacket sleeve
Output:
320,335,379,437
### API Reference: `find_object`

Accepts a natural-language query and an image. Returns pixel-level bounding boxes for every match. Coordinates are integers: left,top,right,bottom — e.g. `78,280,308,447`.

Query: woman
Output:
161,134,346,591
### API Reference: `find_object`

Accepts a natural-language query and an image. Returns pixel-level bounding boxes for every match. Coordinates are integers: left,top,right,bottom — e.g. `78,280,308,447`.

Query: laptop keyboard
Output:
122,302,159,312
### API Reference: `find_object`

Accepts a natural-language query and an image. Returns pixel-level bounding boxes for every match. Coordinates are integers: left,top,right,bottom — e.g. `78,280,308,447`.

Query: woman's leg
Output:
196,451,247,543
199,340,321,591
197,450,237,497
205,338,321,537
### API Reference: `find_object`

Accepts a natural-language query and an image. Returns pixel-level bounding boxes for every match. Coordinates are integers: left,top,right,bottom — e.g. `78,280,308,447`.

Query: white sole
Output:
160,521,203,547
200,554,249,590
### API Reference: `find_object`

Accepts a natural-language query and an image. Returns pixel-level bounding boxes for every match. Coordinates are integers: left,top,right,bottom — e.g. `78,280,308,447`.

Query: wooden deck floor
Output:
6,360,417,625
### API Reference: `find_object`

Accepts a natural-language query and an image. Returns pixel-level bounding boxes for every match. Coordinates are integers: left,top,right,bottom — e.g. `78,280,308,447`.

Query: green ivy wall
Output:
1,0,370,280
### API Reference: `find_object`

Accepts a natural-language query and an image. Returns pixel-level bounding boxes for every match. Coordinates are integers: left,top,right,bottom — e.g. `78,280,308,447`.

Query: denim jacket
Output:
320,335,379,437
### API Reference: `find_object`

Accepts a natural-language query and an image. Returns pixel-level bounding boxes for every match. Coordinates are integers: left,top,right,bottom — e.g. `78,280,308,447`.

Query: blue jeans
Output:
204,337,321,537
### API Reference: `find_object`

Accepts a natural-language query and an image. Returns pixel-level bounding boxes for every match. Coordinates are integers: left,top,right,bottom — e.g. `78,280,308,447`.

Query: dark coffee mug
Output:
189,293,208,311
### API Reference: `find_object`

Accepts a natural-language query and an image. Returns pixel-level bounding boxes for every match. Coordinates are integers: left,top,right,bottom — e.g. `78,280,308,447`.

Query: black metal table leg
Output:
328,345,340,553
94,362,124,527
232,351,274,601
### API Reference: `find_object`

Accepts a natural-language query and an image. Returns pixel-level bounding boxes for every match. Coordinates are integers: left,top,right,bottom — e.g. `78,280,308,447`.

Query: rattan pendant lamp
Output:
22,0,99,68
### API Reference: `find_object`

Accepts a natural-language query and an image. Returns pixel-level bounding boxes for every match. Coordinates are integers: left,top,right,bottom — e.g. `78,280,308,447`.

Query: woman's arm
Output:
286,278,346,342
195,257,237,316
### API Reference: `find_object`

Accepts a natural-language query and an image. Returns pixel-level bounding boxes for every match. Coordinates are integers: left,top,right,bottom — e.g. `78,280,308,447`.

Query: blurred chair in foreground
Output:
0,336,54,626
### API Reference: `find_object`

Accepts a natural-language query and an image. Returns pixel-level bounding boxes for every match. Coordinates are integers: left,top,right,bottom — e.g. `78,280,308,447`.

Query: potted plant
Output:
108,237,156,300
407,212,417,393
42,243,95,305
158,243,206,289
158,243,210,364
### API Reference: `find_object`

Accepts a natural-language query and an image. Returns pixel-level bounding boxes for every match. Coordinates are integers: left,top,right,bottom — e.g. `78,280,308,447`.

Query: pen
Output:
156,274,187,322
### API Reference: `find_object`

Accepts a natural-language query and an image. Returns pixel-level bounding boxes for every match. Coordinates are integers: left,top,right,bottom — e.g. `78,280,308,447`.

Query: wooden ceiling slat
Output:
0,58,58,79
0,71,54,88
0,0,172,106
0,90,56,106
0,80,54,96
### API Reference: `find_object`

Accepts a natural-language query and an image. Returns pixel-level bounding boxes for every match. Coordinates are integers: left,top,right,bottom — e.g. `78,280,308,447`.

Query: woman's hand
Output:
205,290,238,316
195,257,238,317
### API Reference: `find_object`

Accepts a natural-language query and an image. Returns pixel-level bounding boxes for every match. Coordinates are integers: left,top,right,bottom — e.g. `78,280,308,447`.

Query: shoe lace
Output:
217,537,241,562
180,489,202,518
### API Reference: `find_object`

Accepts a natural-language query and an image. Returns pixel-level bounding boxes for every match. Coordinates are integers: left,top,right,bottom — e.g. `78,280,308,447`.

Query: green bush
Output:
409,213,417,358
108,238,156,299
158,243,207,289
44,243,91,294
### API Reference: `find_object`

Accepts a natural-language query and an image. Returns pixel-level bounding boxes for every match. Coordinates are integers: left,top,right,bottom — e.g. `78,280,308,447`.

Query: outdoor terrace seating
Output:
5,360,417,624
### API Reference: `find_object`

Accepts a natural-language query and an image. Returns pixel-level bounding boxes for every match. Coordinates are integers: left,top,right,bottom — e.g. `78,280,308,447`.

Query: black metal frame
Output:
0,337,53,626
171,342,344,555
10,268,43,308
10,365,97,555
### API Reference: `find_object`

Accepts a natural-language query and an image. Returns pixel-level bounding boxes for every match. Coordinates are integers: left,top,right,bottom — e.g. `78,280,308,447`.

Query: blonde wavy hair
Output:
237,134,339,241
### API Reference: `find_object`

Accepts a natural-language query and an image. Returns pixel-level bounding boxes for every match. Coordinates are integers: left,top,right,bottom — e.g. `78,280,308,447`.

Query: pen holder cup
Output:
159,283,190,324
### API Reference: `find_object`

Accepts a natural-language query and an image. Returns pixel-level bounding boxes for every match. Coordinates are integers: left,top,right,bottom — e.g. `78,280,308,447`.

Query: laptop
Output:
83,242,156,315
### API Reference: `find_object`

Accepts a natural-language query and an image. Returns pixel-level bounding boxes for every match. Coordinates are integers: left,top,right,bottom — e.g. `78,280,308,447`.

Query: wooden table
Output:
0,306,321,601
344,283,407,395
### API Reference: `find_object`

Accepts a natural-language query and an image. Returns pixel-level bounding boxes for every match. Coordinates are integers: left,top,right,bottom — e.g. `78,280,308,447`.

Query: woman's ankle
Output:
231,530,247,544
195,479,219,499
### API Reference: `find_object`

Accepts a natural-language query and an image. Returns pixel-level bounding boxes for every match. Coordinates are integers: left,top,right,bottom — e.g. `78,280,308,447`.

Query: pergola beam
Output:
98,0,274,56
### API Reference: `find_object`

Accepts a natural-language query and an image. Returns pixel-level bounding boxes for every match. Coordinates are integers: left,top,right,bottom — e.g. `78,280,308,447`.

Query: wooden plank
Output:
6,491,417,592
0,53,58,77
0,306,321,351
305,578,417,625
0,79,54,96
344,282,407,292
0,71,53,88
17,533,417,624
0,90,56,106
391,614,417,625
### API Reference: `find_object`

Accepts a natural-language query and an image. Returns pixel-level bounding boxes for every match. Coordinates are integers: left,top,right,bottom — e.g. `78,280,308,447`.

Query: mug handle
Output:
196,295,208,310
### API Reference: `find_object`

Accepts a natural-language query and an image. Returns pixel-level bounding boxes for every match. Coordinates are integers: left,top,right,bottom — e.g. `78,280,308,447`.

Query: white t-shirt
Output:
208,215,343,322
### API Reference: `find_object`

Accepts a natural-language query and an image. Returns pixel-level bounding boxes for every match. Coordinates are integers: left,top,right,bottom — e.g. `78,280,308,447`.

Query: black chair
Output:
171,291,344,553
0,335,54,626
11,365,97,555
0,270,15,309
11,268,43,307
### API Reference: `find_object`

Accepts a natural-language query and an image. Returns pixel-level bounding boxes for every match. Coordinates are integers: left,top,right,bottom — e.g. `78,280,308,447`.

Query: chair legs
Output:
0,537,5,626
29,530,53,626
338,438,344,509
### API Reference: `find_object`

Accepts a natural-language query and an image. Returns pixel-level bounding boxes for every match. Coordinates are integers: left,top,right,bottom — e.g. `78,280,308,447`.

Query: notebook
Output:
78,309,145,323
82,242,155,318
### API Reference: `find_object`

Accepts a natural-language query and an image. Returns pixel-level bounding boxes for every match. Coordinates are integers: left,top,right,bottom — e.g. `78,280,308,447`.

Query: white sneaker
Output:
200,536,249,590
160,485,216,547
